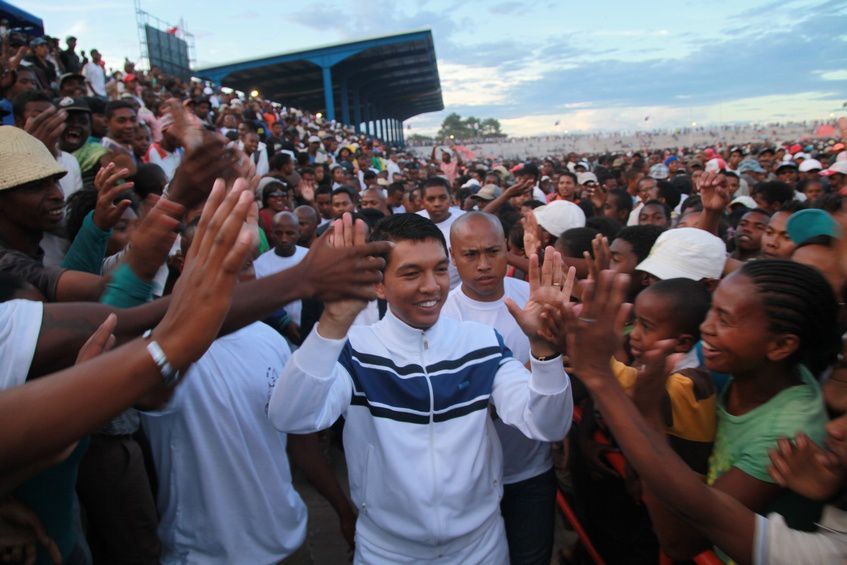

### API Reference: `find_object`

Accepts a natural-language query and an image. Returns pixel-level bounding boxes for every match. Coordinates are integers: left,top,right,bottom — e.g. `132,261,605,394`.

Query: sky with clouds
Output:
26,0,847,136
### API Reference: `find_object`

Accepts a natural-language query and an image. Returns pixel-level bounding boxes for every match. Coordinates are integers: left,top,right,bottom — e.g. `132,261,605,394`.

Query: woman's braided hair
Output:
739,259,840,375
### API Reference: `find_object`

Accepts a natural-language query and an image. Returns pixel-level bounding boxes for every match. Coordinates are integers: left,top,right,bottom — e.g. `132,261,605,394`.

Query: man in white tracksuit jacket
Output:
269,213,573,564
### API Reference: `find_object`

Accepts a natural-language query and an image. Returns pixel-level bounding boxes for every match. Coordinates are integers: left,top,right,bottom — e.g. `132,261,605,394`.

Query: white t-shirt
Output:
416,207,464,289
82,61,106,97
253,246,309,325
0,299,43,390
440,277,553,484
141,323,307,564
146,146,183,182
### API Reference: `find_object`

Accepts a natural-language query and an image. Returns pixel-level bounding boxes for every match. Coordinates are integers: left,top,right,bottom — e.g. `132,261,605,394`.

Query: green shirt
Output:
708,366,828,532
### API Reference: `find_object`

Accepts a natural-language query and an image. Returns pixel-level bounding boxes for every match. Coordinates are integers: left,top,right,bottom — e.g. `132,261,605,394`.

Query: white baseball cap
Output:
821,161,847,176
533,200,586,238
577,172,598,185
798,158,822,172
636,227,726,281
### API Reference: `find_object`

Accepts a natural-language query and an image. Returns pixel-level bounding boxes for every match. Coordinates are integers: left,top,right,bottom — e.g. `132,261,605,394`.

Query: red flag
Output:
166,26,179,35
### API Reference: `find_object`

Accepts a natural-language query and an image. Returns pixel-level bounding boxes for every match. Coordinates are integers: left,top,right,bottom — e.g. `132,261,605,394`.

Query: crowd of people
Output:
2,27,847,565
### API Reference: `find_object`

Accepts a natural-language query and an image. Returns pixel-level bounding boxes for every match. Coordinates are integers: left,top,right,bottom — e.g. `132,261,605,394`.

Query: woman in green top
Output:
646,260,838,559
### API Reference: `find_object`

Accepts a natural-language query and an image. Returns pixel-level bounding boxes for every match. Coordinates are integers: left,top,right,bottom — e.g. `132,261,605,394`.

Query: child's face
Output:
630,290,690,363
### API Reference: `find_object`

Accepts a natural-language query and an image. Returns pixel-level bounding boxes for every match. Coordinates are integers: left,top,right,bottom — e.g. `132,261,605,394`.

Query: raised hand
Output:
24,106,66,157
631,339,681,418
506,247,575,357
558,270,632,382
584,234,611,282
294,218,391,303
697,171,732,211
162,99,203,151
767,434,845,501
124,196,184,281
166,133,241,210
152,178,257,370
0,36,26,91
92,162,134,230
321,213,372,322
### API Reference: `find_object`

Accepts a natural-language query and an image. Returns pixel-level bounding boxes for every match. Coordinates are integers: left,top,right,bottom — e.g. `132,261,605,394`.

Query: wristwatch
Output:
143,329,181,386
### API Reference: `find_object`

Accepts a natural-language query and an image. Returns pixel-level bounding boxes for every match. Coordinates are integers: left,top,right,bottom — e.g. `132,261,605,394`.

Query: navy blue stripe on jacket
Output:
339,332,514,424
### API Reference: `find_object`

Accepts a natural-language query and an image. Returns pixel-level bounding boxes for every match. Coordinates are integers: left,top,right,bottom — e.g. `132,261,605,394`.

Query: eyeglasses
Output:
268,191,288,198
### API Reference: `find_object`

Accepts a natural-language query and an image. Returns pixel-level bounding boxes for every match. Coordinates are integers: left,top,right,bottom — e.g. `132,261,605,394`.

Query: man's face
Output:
377,238,450,330
33,44,48,59
243,133,259,155
803,181,824,202
90,112,108,138
272,123,283,137
0,177,65,233
735,210,769,253
777,168,798,185
107,108,138,144
295,209,317,244
9,70,37,99
60,111,91,153
272,216,300,256
422,185,451,223
237,122,250,139
67,38,77,50
331,167,346,183
91,50,101,63
761,212,795,259
361,189,388,214
557,175,576,199
315,193,333,220
637,178,656,203
132,126,151,158
450,217,507,301
638,203,670,228
723,174,740,196
758,152,774,171
403,189,422,213
331,192,355,219
729,151,743,168
59,78,84,97
195,102,210,120
19,101,53,128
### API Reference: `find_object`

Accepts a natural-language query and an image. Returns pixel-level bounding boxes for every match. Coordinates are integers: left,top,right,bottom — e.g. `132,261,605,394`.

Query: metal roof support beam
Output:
352,88,361,134
320,66,335,121
340,78,350,125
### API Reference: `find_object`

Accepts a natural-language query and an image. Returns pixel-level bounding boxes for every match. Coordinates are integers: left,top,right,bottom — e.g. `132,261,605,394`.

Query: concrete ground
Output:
291,432,577,564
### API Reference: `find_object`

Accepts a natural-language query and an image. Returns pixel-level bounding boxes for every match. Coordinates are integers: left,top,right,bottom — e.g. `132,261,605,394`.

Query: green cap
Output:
786,209,842,245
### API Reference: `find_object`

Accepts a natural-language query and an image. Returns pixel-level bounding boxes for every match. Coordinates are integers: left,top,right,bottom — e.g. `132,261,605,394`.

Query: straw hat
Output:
0,126,66,191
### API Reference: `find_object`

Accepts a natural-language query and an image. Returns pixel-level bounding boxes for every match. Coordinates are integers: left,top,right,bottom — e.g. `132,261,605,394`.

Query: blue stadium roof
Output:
197,30,443,127
0,1,44,36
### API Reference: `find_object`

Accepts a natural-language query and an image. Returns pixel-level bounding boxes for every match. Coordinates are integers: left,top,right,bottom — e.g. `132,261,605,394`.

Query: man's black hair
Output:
586,216,623,239
739,259,840,374
556,227,600,259
387,182,405,197
743,207,773,219
607,188,633,215
680,194,703,215
613,225,666,262
299,166,315,177
751,181,794,206
133,163,167,199
315,185,332,198
355,208,386,230
331,185,357,201
270,152,292,170
669,174,694,196
423,176,451,192
515,163,540,181
640,278,711,340
655,181,681,209
368,213,448,265
779,200,808,214
641,199,672,220
12,90,52,122
104,99,136,120
363,170,377,180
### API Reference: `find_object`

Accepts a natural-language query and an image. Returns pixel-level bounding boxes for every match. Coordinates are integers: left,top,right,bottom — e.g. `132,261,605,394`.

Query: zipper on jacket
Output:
421,332,443,548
